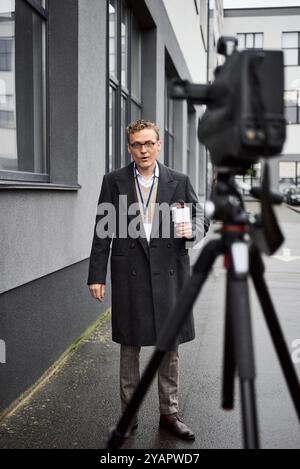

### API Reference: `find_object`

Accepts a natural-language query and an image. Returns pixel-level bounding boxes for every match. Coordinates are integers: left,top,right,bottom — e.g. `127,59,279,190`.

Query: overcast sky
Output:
223,0,300,8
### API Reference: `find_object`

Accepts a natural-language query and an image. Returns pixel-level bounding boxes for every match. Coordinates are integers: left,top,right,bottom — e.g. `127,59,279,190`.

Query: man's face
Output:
128,128,161,171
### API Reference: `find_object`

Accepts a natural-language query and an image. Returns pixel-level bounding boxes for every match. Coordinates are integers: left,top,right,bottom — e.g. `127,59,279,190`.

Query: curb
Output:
284,203,300,214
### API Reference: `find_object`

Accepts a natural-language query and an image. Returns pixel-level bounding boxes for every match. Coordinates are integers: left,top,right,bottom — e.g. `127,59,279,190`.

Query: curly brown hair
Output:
126,119,160,143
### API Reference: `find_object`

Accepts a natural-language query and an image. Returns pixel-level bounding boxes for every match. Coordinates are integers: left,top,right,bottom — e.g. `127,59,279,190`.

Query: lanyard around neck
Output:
135,167,156,220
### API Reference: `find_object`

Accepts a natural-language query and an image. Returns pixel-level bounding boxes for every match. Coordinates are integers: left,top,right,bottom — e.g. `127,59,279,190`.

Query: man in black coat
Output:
88,119,207,440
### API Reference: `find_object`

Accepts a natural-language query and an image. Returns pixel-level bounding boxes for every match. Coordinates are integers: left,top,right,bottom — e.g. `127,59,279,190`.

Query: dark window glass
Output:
235,163,262,195
131,101,141,122
108,86,116,173
121,1,128,88
121,95,127,167
0,38,13,71
109,0,118,79
297,162,300,185
284,90,300,124
131,15,141,102
186,114,191,175
107,1,142,171
285,106,297,124
0,0,47,177
165,79,174,168
279,161,298,191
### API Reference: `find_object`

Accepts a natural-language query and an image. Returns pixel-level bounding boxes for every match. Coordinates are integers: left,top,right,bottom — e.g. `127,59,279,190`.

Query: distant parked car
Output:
285,186,300,205
280,186,289,196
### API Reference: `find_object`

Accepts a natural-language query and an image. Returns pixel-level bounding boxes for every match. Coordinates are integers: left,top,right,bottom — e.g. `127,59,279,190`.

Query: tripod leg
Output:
227,239,260,449
107,350,165,449
250,244,300,422
228,274,260,449
107,238,224,449
156,238,224,350
222,275,236,410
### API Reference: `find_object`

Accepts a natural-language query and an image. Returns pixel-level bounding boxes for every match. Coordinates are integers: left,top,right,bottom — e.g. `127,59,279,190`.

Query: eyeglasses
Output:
129,141,158,150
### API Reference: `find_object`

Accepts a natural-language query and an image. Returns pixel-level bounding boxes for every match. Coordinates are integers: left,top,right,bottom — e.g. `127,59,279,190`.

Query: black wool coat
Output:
88,162,207,347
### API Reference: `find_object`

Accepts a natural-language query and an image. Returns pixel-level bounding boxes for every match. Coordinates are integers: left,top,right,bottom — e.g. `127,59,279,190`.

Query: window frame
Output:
199,0,208,52
279,161,300,189
235,163,262,195
237,32,264,50
193,0,199,15
106,0,142,173
0,0,49,184
284,90,300,124
24,0,49,20
0,37,13,71
164,77,175,168
282,31,300,67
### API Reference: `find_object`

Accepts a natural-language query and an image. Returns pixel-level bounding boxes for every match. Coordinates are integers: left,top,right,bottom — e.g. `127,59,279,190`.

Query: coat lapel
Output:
115,162,149,258
150,162,178,240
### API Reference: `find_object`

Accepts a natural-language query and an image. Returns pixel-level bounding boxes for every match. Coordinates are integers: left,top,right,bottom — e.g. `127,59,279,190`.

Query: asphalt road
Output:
0,203,299,449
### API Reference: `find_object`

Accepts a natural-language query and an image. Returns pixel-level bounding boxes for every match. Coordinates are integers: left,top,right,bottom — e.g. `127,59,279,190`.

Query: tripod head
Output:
205,163,284,256
205,171,248,226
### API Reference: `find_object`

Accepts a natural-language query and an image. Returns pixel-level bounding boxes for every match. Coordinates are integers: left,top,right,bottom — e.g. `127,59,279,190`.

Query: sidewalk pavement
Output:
285,203,300,214
0,245,242,449
0,218,299,449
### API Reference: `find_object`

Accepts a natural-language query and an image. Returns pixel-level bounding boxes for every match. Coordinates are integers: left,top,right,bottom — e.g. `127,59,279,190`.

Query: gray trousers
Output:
120,345,179,419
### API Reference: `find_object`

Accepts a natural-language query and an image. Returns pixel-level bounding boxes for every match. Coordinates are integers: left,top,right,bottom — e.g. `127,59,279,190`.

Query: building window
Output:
237,33,264,50
282,32,300,66
0,0,47,180
235,163,262,195
200,0,208,51
108,0,142,172
193,0,199,14
284,91,300,124
164,78,174,168
206,152,213,200
0,94,14,128
130,14,142,121
0,38,13,71
186,114,191,174
279,161,300,191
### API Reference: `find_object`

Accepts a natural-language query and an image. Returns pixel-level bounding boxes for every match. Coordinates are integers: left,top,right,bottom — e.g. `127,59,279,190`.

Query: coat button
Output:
130,242,136,248
131,270,137,276
169,269,175,276
167,243,172,248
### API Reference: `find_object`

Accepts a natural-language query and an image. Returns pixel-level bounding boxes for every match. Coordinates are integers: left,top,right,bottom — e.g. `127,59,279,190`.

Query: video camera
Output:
171,36,286,170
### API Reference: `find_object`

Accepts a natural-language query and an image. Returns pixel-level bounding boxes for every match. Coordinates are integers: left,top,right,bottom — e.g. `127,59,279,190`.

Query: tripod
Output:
107,169,300,450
